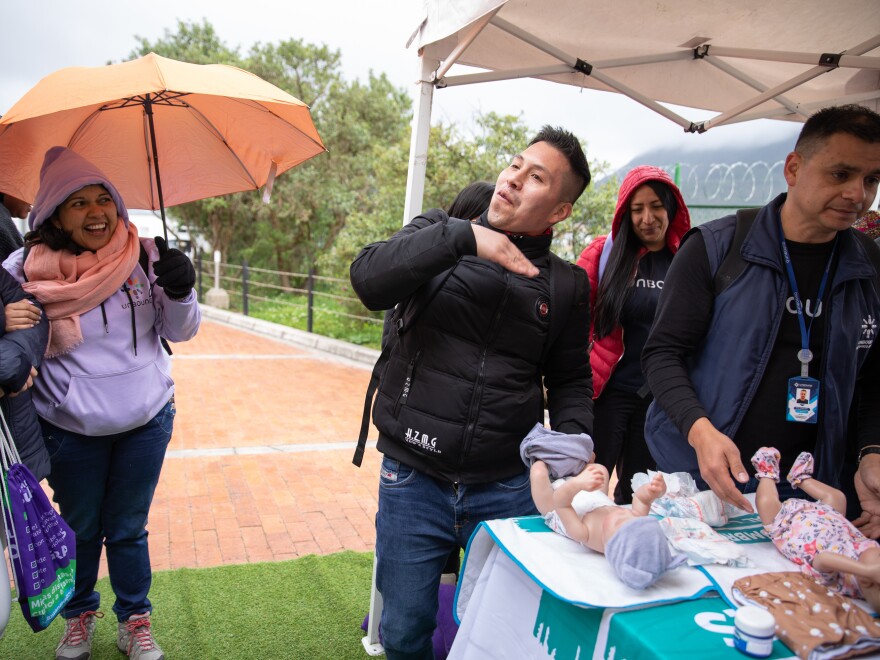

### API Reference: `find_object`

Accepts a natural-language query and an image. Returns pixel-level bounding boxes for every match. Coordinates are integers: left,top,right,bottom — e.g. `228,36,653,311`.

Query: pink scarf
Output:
22,222,140,357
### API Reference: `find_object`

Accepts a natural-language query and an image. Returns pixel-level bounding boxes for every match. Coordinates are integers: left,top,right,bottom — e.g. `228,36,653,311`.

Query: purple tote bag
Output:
1,410,75,632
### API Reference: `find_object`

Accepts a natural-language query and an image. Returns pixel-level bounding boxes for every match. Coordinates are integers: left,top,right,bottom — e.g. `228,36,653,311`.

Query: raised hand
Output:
471,224,539,277
153,237,195,300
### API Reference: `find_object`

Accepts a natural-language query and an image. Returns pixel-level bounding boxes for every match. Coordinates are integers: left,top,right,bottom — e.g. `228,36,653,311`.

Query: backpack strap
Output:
851,228,880,290
353,342,392,467
714,207,760,295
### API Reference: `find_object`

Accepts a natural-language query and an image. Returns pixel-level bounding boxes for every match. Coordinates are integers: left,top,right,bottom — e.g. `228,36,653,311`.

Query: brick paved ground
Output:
149,320,383,572
24,319,384,581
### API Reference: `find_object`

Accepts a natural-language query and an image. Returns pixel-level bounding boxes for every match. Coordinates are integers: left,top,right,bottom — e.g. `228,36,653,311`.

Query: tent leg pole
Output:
365,52,438,657
402,55,438,227
362,553,385,655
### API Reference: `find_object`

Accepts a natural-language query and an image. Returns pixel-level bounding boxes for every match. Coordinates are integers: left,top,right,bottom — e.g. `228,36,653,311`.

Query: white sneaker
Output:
56,611,103,660
117,612,165,660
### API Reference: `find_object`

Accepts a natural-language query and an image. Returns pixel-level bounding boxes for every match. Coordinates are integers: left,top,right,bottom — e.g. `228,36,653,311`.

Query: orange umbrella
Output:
0,52,326,238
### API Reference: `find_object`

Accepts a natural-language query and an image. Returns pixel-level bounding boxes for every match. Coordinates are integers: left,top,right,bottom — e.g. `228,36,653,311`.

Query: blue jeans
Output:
42,399,175,622
375,456,538,660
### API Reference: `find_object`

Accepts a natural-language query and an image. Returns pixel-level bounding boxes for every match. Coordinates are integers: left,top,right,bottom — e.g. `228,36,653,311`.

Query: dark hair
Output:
593,180,676,339
24,215,83,254
447,181,494,220
529,125,591,203
795,104,880,158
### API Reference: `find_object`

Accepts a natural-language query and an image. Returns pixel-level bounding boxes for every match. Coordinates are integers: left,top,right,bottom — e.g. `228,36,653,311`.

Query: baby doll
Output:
751,447,880,610
529,460,685,589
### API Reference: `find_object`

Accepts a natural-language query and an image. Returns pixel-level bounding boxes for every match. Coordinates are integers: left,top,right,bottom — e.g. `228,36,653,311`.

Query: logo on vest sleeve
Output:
858,315,877,350
535,297,550,319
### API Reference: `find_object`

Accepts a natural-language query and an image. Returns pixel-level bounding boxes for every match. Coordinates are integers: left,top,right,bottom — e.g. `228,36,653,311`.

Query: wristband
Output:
858,446,880,464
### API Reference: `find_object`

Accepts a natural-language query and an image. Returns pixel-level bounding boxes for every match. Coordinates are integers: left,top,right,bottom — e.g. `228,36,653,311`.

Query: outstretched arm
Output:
812,551,880,584
797,477,846,515
530,461,556,515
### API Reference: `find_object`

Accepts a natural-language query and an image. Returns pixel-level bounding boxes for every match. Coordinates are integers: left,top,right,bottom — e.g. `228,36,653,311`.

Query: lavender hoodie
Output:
3,147,200,436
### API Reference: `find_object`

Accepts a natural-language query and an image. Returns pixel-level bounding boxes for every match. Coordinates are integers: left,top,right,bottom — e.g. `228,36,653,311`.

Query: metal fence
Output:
195,253,382,333
665,160,786,225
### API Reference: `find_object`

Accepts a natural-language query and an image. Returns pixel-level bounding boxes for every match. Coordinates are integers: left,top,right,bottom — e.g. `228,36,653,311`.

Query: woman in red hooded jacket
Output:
576,166,690,503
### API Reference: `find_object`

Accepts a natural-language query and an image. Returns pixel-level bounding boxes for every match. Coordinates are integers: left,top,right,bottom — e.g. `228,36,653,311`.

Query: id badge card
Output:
787,377,819,424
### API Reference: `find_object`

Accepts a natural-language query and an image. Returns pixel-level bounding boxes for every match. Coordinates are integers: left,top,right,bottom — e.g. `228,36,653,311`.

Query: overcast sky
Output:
3,0,800,170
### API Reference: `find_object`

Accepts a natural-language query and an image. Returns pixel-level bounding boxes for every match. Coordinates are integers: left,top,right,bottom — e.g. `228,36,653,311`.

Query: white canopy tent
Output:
364,1,880,654
401,0,880,223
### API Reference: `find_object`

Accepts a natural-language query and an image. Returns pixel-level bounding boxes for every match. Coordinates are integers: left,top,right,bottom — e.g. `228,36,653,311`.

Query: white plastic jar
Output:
733,605,776,658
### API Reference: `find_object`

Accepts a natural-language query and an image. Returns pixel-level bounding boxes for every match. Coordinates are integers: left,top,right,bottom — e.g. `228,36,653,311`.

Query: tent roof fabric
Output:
410,0,880,130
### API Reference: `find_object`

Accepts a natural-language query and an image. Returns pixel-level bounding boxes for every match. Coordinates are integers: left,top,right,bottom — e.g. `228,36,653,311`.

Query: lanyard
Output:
777,219,837,377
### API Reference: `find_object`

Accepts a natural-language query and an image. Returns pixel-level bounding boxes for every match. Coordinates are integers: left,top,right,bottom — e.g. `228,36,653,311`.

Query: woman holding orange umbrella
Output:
4,146,200,660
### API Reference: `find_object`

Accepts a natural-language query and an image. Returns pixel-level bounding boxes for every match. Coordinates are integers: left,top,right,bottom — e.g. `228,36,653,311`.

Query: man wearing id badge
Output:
642,105,880,536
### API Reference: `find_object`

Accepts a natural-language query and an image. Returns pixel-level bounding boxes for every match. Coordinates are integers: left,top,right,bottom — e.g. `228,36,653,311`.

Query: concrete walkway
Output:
102,306,384,576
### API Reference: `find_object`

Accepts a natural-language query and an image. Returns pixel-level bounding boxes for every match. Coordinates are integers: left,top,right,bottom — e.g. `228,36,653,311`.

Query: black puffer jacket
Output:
350,210,593,483
0,265,49,479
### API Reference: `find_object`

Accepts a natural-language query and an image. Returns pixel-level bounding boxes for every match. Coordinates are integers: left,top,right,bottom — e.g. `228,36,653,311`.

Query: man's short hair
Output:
529,125,591,203
795,104,880,158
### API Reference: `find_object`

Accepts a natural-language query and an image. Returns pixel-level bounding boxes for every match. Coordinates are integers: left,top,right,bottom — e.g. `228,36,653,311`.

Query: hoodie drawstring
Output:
121,284,138,356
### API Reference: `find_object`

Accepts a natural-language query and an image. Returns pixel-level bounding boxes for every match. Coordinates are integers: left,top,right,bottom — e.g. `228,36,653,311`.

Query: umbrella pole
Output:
144,94,169,243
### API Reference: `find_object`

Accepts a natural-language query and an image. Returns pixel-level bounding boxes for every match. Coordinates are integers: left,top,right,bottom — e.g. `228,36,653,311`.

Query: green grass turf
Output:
1,550,375,659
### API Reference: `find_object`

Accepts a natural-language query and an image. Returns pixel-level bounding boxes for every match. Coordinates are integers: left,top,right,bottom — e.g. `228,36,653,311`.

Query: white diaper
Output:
571,489,615,518
543,510,571,539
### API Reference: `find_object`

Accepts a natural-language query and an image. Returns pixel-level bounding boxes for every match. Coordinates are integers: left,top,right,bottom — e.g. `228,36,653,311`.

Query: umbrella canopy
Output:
0,52,326,222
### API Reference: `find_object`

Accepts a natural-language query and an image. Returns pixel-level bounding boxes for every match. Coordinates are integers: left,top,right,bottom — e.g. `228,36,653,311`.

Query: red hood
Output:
610,165,690,252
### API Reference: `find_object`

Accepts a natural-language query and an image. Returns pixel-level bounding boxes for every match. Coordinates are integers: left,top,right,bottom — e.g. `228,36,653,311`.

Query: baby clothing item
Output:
787,452,815,488
519,423,594,480
752,447,782,482
767,498,880,598
604,516,687,590
752,447,816,489
733,571,880,660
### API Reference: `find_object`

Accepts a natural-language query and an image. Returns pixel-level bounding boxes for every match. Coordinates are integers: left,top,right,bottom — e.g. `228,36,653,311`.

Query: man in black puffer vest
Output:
350,126,594,659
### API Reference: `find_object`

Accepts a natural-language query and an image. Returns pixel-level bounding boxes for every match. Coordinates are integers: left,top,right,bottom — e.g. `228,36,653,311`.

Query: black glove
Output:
153,236,195,300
